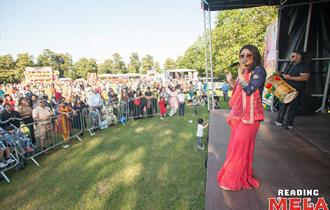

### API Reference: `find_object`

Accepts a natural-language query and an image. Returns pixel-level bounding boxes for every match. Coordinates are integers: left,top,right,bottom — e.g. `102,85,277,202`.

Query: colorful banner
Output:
263,20,278,110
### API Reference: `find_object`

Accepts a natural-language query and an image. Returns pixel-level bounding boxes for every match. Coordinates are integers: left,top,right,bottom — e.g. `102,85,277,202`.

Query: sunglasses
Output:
239,53,253,59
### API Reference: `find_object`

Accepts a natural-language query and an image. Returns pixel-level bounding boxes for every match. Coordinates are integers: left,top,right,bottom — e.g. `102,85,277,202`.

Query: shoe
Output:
0,162,8,168
63,145,70,148
275,121,282,127
6,158,15,164
160,117,164,120
285,125,293,130
197,144,204,150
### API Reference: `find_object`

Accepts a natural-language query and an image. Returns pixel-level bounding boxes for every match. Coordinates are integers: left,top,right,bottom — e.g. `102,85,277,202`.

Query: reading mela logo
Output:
268,189,329,210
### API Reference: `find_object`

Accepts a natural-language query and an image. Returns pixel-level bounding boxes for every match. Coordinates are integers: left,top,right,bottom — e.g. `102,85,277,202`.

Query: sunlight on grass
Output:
134,126,145,133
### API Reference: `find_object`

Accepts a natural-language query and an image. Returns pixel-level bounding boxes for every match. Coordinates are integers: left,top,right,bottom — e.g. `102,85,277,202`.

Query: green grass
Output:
0,105,215,210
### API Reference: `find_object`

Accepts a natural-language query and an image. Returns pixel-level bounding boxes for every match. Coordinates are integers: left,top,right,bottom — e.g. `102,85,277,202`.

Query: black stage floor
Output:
205,110,330,210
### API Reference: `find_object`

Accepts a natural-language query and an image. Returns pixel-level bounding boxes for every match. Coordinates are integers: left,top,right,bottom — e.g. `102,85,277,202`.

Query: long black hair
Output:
239,44,262,70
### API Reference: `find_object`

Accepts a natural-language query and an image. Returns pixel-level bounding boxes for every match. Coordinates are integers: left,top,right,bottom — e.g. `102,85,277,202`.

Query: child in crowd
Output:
0,128,15,168
159,96,167,120
5,125,34,154
196,118,209,150
0,143,12,168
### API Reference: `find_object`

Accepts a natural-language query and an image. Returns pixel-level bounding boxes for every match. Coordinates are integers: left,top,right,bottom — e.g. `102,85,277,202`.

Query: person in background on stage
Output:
275,50,311,129
217,44,266,191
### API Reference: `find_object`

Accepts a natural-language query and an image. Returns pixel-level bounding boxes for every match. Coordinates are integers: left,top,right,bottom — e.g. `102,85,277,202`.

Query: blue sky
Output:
0,0,217,65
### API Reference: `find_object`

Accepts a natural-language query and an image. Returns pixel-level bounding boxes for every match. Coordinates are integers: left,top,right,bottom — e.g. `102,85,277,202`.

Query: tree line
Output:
0,6,277,83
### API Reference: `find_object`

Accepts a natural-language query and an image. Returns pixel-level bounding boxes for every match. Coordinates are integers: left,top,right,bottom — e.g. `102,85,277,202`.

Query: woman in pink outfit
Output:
217,45,266,191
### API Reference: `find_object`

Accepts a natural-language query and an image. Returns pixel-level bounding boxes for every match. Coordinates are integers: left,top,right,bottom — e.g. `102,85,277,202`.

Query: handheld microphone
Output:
229,62,239,68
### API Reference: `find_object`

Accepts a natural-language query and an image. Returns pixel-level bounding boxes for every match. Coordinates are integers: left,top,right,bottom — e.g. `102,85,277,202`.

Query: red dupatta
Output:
227,70,264,125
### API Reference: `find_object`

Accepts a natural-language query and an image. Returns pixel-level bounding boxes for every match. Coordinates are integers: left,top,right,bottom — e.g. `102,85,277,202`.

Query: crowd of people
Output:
0,76,212,169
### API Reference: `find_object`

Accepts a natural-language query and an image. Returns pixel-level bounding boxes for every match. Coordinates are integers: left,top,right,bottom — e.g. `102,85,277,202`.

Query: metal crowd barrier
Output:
0,141,22,183
0,98,160,182
127,97,159,119
85,101,128,136
17,110,84,166
0,122,25,183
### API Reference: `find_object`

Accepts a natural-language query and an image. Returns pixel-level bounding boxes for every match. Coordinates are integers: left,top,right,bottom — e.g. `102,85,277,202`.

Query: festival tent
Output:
201,0,330,113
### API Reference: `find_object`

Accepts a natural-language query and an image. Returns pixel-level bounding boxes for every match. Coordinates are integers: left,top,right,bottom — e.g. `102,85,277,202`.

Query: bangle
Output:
239,80,248,88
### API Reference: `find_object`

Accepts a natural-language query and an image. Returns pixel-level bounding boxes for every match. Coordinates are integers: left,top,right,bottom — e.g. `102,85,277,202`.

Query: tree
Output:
212,6,277,77
0,54,18,83
177,6,277,78
74,58,97,79
58,53,74,78
36,49,67,77
163,58,176,70
15,53,35,81
112,53,127,74
98,59,114,74
127,53,141,73
141,55,154,74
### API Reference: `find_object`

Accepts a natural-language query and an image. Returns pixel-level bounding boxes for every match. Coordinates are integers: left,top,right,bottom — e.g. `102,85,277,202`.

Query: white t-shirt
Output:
196,124,204,137
177,93,185,103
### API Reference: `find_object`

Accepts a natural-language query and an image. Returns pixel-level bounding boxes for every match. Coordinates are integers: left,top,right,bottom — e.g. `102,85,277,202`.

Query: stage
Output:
205,110,330,210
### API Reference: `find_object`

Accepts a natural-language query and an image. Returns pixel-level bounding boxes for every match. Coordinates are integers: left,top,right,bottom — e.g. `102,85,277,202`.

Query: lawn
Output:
0,103,223,210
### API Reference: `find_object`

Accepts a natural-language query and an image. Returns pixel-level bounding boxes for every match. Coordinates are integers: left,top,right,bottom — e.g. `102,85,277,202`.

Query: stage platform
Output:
205,110,330,210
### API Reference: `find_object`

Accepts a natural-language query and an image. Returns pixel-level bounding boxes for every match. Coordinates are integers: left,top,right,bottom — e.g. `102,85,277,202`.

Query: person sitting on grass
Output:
196,118,209,150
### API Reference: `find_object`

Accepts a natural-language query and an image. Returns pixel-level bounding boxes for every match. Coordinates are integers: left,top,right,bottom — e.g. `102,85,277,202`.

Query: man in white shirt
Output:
87,89,102,108
32,99,53,149
177,89,186,116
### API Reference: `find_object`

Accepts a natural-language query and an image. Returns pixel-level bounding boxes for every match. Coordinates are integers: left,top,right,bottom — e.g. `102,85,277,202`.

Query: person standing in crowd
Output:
217,44,266,191
29,94,39,109
144,87,154,116
4,94,15,110
32,98,53,149
87,89,103,108
72,98,87,135
177,88,185,116
222,81,229,102
168,87,179,116
17,97,36,144
57,100,72,142
275,50,311,129
0,103,22,129
159,95,167,120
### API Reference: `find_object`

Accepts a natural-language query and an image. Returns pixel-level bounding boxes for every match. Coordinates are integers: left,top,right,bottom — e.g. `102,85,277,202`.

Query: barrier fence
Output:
17,110,84,166
85,101,128,136
0,96,205,182
127,97,159,119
